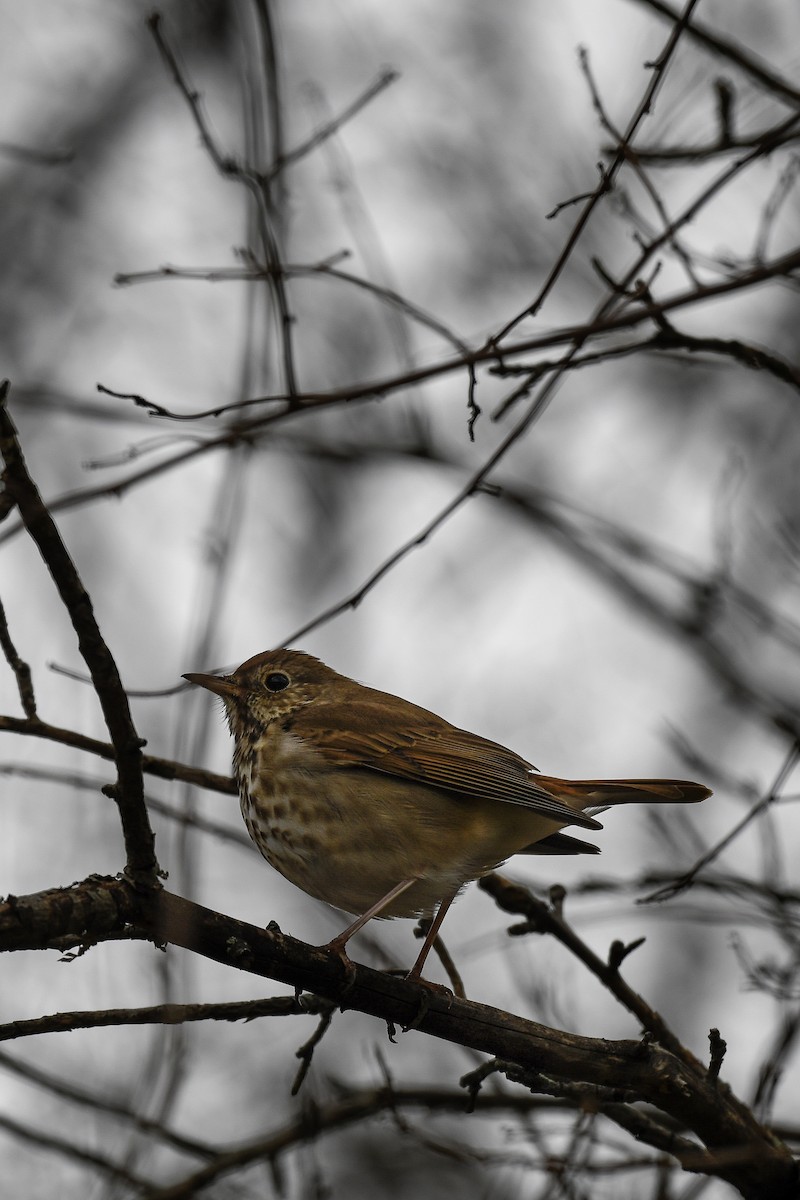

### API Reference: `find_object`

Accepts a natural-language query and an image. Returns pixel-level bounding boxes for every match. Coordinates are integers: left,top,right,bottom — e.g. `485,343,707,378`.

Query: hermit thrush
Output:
184,649,710,981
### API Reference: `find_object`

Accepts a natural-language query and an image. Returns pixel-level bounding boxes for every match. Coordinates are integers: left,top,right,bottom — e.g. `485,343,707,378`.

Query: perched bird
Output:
185,649,710,982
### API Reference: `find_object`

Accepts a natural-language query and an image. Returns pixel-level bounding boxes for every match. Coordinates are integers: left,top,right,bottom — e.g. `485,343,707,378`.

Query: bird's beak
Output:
183,672,241,700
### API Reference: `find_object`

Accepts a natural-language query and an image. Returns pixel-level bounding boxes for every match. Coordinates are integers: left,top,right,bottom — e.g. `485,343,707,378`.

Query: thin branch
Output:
146,12,299,397
751,1007,800,1121
490,327,800,411
0,596,36,716
578,45,701,290
754,156,800,264
139,1085,569,1200
629,0,800,108
0,384,157,881
0,763,249,859
265,68,399,180
464,1058,718,1176
276,376,564,646
290,1007,336,1095
0,1047,218,1160
94,242,800,426
0,994,329,1043
477,873,691,1066
491,0,703,340
114,258,472,356
641,742,800,903
0,713,235,794
629,126,800,165
0,140,73,166
1,241,799,551
0,1111,154,1191
146,13,235,175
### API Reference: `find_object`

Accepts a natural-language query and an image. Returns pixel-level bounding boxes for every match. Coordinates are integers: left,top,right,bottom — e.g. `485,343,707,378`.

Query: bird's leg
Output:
322,878,421,965
406,891,457,986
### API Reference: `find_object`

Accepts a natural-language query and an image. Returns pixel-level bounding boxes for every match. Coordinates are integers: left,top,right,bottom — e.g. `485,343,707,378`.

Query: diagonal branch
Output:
0,383,157,881
630,0,800,107
491,0,702,341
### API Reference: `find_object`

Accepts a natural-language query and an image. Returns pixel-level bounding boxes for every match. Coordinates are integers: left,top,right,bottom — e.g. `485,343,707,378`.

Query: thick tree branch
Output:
0,875,795,1199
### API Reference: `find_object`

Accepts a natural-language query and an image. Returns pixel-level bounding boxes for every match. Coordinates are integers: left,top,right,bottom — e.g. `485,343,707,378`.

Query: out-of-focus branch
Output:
264,68,399,180
629,0,800,107
139,1084,583,1200
0,384,157,882
0,1047,220,1161
0,241,798,554
114,257,472,355
147,11,300,397
641,742,800,903
0,1111,154,1191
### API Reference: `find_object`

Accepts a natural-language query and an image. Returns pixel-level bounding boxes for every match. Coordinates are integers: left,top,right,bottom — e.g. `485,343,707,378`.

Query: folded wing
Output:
288,699,603,831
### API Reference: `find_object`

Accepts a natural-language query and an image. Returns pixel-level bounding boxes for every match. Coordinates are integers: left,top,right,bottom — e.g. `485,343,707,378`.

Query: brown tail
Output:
537,777,712,810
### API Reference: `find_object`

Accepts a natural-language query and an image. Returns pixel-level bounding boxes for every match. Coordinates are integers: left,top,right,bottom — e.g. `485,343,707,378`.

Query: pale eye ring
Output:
264,672,290,692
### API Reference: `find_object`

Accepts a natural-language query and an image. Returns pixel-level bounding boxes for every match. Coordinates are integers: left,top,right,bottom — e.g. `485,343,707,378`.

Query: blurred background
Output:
1,0,800,1195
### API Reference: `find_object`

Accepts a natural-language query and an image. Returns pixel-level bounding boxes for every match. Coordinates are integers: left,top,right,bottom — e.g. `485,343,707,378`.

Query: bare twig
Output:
491,0,703,340
146,12,299,397
291,1007,336,1095
0,1111,154,1190
0,994,329,1043
0,141,73,165
0,597,36,717
751,1008,800,1121
0,1047,217,1159
478,873,692,1065
578,45,701,290
265,68,399,180
0,240,797,558
114,258,471,354
629,0,800,107
641,742,800,903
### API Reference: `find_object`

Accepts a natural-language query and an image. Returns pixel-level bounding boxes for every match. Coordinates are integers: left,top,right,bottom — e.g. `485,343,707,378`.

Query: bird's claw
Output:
321,936,359,1002
402,973,454,1030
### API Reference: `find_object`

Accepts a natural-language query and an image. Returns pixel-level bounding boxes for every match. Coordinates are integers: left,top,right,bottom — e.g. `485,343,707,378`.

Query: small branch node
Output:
549,884,566,917
608,936,646,973
708,1027,727,1080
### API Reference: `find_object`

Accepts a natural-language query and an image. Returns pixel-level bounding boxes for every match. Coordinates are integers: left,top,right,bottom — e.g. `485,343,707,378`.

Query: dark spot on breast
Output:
271,803,287,821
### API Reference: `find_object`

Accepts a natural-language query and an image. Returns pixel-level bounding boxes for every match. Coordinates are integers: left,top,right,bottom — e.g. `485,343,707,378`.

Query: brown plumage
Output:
185,649,711,981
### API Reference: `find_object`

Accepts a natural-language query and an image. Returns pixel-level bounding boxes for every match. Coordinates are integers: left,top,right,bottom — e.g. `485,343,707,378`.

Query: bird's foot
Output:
320,935,359,1001
401,970,454,1029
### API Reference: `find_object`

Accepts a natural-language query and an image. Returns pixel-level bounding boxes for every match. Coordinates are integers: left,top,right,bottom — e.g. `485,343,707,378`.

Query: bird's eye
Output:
264,672,290,692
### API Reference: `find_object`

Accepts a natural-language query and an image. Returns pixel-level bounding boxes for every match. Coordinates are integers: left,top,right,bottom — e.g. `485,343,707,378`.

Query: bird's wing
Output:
288,698,602,831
